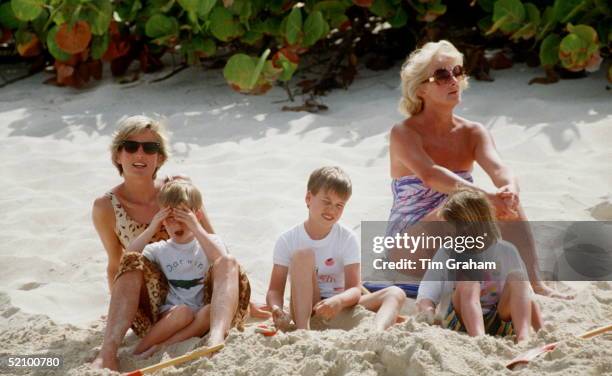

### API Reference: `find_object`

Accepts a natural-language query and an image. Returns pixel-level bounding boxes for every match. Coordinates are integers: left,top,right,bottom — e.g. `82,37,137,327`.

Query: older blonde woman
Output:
91,116,258,371
385,40,571,299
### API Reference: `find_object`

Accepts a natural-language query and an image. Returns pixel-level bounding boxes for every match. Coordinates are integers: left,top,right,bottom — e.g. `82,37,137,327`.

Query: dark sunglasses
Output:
120,140,161,154
422,65,464,85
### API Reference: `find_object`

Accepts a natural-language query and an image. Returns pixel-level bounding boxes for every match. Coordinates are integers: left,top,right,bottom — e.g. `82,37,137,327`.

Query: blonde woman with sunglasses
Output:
380,40,571,300
91,116,261,371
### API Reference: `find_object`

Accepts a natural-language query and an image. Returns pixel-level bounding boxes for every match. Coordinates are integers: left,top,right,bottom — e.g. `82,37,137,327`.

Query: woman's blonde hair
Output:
440,188,500,242
398,40,469,117
158,179,203,211
110,115,171,179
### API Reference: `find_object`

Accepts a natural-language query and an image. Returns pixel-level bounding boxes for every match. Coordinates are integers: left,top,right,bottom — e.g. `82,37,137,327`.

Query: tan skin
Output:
91,129,269,371
391,55,572,299
267,190,406,331
92,130,215,292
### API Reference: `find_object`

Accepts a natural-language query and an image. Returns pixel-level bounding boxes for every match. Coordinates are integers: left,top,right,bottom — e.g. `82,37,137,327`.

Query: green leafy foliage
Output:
0,0,608,90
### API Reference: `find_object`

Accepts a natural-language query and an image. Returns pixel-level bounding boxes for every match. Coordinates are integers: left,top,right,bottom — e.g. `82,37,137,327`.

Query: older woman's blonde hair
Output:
110,115,171,179
398,40,469,117
440,188,500,243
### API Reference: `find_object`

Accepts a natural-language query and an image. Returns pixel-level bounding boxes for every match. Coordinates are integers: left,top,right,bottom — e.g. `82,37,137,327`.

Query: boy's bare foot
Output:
532,282,574,300
91,352,119,371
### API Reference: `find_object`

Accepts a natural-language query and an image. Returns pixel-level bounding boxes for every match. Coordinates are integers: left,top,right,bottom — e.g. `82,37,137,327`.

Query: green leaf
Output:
31,8,48,36
491,0,525,33
223,53,256,89
198,0,217,19
46,25,72,62
11,0,44,21
313,0,349,15
539,33,561,66
329,13,348,28
0,2,20,29
249,48,270,89
389,8,408,28
303,10,326,47
477,0,494,13
511,2,539,41
276,53,297,81
115,0,142,22
241,30,263,44
91,33,109,59
178,0,200,12
477,16,493,32
210,6,244,41
145,14,179,38
536,5,556,40
552,0,583,23
82,0,113,36
285,7,302,45
370,0,393,18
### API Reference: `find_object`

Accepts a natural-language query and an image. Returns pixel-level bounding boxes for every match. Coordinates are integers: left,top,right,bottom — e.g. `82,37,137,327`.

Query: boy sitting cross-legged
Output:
266,166,406,332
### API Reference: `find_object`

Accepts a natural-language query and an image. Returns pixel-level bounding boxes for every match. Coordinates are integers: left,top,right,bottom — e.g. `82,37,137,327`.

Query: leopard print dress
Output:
107,191,251,337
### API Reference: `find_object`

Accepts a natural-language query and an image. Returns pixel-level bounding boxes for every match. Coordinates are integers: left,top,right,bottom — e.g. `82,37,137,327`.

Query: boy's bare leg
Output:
289,249,319,330
497,274,533,343
207,256,240,346
453,281,485,337
148,305,211,354
358,286,406,331
133,305,195,355
92,270,144,371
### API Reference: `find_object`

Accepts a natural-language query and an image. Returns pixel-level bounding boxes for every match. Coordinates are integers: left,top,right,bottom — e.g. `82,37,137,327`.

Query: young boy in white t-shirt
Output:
126,180,229,357
266,166,406,331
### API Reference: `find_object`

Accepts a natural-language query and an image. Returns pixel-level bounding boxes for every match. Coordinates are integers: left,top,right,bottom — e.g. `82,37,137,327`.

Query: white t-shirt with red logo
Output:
273,222,361,298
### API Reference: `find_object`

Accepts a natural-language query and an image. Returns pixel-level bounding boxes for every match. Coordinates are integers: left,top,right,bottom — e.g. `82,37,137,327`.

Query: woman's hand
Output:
497,185,520,212
486,191,517,220
313,297,343,320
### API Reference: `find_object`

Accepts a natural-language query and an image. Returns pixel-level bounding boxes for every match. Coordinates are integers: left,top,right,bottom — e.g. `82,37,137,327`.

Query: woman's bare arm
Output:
390,125,482,194
92,196,123,292
472,123,519,193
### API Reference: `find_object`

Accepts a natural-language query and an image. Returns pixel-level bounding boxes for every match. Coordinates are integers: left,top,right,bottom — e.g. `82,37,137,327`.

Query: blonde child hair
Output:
158,179,203,211
440,188,500,246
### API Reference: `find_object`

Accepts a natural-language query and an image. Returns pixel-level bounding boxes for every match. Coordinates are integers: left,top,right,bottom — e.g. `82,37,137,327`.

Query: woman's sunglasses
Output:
120,140,161,154
422,65,464,85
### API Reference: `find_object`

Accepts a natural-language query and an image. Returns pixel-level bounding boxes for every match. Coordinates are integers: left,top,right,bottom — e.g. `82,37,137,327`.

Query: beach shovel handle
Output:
124,343,224,376
578,323,612,339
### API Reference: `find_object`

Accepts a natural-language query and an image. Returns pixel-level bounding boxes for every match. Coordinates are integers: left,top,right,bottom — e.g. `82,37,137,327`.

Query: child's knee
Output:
455,281,480,300
173,305,195,324
385,286,407,305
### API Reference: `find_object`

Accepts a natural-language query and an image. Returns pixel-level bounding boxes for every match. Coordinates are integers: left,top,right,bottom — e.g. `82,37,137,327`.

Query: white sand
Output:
0,64,611,375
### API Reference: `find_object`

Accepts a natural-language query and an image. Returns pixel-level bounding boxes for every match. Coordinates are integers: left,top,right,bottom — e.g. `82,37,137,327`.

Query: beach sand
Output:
0,63,611,375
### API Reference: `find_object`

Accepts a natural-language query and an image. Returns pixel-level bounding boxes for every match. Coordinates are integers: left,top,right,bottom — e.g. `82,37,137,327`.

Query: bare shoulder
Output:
455,116,488,138
92,193,114,223
390,118,421,144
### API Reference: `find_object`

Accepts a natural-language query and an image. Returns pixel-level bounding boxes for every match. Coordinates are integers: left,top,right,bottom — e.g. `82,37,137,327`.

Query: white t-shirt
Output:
417,240,527,314
143,236,223,313
273,222,361,298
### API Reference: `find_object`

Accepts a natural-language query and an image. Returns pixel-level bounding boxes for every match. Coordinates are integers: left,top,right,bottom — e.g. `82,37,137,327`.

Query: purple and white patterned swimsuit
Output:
386,170,474,236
